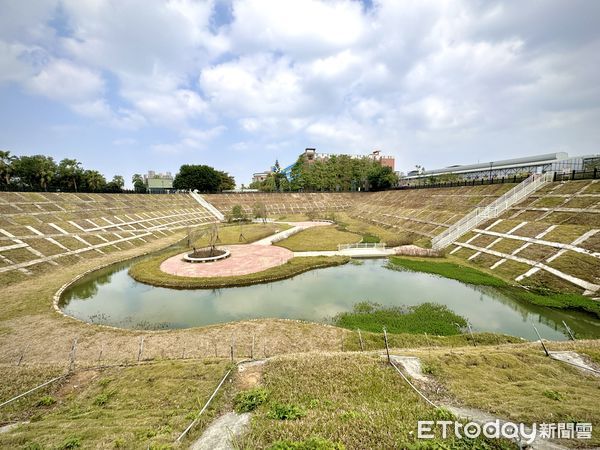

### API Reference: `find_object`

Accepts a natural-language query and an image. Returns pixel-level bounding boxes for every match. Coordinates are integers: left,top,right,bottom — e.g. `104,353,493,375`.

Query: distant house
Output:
252,171,271,183
144,171,174,193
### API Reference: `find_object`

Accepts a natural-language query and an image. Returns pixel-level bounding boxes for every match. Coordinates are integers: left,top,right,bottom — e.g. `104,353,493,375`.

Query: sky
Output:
0,0,599,187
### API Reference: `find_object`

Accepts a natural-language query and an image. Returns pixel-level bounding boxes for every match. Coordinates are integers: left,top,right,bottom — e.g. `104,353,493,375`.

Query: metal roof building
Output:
404,152,599,181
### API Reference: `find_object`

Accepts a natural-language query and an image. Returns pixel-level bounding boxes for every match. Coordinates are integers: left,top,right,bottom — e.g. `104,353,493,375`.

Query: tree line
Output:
0,151,126,193
249,155,398,192
0,151,235,193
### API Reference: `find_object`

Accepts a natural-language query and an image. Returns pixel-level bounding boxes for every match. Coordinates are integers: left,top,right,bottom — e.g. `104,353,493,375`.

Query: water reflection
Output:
60,259,600,340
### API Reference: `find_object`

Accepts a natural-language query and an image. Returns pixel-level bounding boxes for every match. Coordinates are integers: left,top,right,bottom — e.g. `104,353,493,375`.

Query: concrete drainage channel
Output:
188,359,267,450
190,412,251,450
384,354,579,450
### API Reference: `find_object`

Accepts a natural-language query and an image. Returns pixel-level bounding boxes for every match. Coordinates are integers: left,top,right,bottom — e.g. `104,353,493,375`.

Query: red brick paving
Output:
160,244,294,278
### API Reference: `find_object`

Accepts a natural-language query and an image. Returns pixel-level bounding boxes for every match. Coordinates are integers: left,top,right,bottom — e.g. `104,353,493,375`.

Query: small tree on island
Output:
253,202,267,223
231,204,246,222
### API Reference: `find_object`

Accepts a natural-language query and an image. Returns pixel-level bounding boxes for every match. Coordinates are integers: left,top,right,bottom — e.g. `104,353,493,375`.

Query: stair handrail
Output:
431,172,553,249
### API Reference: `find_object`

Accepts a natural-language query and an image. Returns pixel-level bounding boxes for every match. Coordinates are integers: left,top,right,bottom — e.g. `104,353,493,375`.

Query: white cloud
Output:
1,0,599,179
151,125,226,154
228,0,367,58
124,88,207,128
0,41,33,83
27,59,104,102
200,54,310,116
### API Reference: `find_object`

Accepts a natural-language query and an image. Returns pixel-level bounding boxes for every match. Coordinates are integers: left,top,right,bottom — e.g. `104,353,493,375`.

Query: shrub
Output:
60,436,82,449
268,403,306,420
93,390,115,406
421,364,439,376
36,395,56,407
543,390,563,401
234,387,269,413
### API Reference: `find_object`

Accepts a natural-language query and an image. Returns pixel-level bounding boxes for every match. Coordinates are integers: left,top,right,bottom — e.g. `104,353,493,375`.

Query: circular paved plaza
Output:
160,244,294,278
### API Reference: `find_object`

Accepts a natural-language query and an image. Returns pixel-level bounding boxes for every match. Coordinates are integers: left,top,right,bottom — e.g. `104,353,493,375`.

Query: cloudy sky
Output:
1,0,599,186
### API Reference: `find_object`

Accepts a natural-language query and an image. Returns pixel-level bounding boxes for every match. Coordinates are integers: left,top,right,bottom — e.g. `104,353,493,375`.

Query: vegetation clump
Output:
35,395,56,407
268,403,307,420
334,301,467,335
234,387,269,413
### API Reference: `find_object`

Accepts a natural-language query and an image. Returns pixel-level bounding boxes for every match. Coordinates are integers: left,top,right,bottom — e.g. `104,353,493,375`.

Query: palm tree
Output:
84,170,106,192
0,150,16,187
38,160,55,191
59,158,82,192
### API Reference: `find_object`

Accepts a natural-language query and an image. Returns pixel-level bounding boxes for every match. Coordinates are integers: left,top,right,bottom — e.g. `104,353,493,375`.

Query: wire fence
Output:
399,168,599,190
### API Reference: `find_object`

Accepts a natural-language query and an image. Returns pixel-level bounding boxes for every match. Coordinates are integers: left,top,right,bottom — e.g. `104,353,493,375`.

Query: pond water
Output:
59,258,600,340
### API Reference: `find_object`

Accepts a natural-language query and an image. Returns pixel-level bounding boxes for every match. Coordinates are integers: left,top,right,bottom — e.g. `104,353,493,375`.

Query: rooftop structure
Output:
403,152,600,182
144,171,174,193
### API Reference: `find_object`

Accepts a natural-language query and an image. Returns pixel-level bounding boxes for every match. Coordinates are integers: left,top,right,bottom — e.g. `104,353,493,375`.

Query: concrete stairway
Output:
190,191,225,221
431,172,554,250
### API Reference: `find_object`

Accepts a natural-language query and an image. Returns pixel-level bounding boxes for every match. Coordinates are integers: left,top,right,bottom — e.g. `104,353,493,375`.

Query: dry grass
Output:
236,353,514,449
0,359,231,449
416,341,600,447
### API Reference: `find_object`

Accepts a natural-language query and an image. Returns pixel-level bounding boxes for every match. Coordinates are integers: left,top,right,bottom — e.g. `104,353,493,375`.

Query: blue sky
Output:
1,0,599,187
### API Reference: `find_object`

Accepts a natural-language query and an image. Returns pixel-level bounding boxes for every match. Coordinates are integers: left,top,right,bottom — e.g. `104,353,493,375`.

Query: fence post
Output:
467,322,476,347
17,344,29,366
358,329,364,351
532,323,549,356
137,336,145,362
562,321,576,341
383,327,391,364
594,168,598,179
69,337,78,373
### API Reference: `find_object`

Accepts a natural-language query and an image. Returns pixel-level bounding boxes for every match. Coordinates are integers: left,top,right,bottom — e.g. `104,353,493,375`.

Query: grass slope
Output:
0,360,231,449
236,353,514,449
417,343,600,447
388,257,600,318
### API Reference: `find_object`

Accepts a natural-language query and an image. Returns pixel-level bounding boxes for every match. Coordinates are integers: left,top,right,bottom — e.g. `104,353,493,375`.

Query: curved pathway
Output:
160,221,332,278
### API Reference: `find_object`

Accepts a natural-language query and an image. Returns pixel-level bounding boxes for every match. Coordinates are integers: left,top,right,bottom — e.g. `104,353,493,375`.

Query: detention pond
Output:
59,258,600,340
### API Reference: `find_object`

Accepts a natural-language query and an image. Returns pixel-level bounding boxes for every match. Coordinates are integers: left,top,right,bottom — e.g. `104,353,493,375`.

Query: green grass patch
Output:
129,252,349,289
193,222,291,246
388,256,600,318
234,387,269,413
388,257,506,286
275,226,361,251
268,403,307,420
359,233,380,243
334,302,467,335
